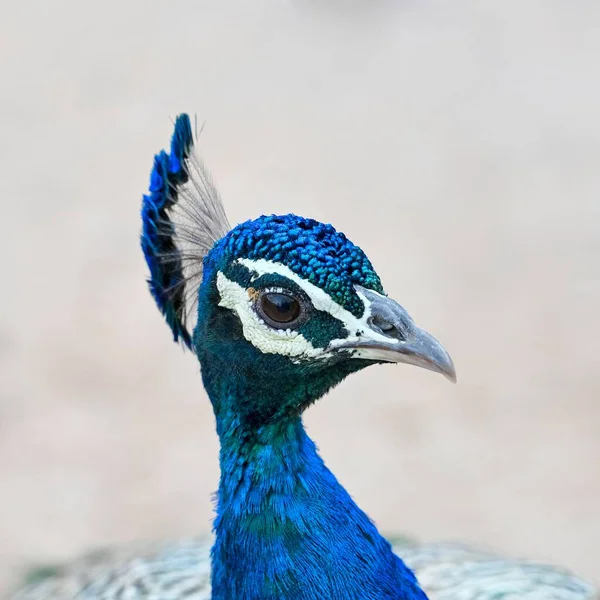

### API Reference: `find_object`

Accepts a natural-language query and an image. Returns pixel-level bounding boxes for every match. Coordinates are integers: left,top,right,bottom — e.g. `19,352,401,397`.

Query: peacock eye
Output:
258,291,302,327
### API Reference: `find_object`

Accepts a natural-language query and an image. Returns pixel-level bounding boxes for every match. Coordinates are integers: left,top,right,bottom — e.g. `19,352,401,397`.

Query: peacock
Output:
10,115,597,600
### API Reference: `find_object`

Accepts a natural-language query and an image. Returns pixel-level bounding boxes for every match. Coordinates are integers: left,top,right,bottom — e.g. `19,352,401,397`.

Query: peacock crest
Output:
141,114,230,348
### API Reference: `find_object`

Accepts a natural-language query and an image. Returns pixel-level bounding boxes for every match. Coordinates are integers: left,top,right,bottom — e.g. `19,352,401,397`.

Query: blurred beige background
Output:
1,0,599,595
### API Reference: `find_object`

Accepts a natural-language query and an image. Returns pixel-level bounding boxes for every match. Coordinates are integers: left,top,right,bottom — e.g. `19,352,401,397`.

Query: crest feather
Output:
141,114,230,347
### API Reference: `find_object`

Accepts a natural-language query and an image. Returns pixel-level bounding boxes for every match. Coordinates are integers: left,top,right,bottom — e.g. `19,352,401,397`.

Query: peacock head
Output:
141,115,455,424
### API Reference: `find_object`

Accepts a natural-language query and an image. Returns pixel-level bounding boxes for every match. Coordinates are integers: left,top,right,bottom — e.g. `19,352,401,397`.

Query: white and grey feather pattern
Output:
9,537,597,600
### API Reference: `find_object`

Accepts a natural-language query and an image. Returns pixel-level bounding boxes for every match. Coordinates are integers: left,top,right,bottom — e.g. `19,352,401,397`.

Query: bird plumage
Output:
141,114,229,348
9,115,597,599
11,538,597,600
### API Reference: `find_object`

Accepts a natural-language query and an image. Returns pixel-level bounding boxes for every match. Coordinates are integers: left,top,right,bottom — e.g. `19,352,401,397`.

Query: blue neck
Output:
210,400,427,600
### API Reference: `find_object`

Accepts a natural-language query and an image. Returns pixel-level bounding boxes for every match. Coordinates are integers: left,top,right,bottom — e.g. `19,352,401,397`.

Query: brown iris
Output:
260,292,301,325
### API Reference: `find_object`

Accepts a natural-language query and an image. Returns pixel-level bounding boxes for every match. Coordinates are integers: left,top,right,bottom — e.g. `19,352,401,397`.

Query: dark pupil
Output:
261,293,300,324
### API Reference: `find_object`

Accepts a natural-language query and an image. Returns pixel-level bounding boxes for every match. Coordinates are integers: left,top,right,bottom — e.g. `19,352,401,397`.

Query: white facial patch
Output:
215,258,395,360
216,271,323,359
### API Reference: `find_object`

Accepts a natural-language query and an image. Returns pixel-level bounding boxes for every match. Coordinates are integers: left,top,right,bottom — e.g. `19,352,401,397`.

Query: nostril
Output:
371,315,394,332
369,316,406,341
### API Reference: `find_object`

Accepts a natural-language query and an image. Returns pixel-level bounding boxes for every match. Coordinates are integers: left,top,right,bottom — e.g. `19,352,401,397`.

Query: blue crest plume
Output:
141,114,230,347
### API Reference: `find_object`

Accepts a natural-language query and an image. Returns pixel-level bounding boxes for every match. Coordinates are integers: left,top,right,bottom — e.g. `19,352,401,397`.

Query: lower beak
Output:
333,286,457,383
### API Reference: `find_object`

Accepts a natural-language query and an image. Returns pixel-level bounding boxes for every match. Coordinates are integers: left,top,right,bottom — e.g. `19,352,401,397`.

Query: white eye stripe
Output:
238,258,360,321
215,258,394,360
236,258,393,348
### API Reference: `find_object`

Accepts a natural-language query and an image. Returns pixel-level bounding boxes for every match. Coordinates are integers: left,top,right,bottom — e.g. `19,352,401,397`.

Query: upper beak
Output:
333,286,457,383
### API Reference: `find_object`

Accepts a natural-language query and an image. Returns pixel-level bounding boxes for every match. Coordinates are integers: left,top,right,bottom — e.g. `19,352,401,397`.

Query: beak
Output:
333,286,457,383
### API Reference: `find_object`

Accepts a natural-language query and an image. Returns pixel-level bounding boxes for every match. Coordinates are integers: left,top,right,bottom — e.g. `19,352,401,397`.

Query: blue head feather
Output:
141,114,194,347
214,214,384,317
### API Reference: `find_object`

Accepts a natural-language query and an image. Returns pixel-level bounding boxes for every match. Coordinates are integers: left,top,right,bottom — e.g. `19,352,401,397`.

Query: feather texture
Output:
10,538,597,600
140,114,229,347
